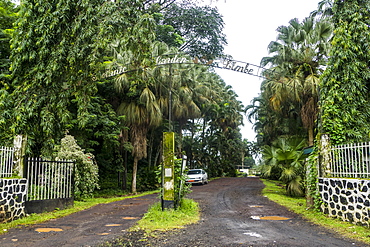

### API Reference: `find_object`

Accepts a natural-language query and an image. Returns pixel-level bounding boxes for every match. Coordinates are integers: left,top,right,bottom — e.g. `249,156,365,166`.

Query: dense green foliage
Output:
157,2,227,59
260,137,307,196
320,0,370,145
0,0,17,79
247,2,333,199
55,134,99,200
0,0,249,195
251,0,370,204
1,0,142,155
255,16,332,147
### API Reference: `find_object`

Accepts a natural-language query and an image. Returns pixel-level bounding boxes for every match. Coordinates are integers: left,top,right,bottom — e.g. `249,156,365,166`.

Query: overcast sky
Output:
204,0,320,141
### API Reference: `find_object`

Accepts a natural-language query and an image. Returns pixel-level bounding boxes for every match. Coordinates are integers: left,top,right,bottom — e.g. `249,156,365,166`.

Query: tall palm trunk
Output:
130,125,148,193
308,127,314,147
302,97,317,147
132,156,139,193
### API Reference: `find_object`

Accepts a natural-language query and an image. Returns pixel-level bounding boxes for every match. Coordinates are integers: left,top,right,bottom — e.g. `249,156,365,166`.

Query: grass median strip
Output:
131,198,200,234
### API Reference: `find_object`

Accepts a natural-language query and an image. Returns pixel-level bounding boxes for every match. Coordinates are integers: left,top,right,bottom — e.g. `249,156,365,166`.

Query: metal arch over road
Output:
95,54,274,81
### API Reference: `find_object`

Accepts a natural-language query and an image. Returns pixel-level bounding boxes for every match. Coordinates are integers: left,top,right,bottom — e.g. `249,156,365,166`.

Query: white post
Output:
13,135,27,177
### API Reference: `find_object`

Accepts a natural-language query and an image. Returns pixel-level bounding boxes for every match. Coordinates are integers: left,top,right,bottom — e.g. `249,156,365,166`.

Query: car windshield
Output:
187,170,201,175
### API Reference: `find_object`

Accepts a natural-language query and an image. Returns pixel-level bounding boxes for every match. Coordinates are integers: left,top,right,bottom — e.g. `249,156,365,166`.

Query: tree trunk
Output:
132,157,138,193
147,131,154,171
154,140,162,168
123,150,127,190
308,126,314,147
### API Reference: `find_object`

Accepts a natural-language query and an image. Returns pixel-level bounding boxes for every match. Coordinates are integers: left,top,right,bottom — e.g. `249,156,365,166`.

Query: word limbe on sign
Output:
217,59,254,75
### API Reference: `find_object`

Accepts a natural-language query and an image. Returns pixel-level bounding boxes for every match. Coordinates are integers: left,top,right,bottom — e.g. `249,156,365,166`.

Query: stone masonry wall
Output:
319,177,370,226
0,179,28,223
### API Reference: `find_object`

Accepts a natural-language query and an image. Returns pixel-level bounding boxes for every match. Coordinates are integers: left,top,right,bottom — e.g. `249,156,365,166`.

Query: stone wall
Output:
0,178,28,223
319,177,370,226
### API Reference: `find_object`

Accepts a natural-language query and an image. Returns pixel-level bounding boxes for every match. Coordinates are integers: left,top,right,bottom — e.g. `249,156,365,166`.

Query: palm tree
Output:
112,14,163,193
261,137,307,196
246,93,303,147
261,17,333,146
113,35,215,191
310,0,333,20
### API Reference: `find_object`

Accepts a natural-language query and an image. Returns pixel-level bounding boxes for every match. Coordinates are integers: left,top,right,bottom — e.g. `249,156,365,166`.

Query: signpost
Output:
162,132,175,210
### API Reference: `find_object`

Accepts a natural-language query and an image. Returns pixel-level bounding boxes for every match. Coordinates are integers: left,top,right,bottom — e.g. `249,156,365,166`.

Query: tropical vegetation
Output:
260,137,307,196
0,0,251,198
319,0,370,145
1,0,369,220
248,0,370,198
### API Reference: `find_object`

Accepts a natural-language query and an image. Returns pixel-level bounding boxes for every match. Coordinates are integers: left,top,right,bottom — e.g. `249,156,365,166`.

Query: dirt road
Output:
1,177,368,247
113,177,369,247
0,194,158,247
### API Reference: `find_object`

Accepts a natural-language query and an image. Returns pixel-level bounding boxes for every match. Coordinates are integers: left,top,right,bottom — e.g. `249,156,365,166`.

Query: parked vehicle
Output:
186,169,208,185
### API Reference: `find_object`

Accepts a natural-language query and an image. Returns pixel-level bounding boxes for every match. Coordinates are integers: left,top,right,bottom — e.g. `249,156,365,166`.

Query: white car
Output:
186,169,208,185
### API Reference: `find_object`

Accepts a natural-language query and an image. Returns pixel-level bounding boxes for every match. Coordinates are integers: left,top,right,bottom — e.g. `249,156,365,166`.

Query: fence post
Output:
319,134,331,177
13,135,27,177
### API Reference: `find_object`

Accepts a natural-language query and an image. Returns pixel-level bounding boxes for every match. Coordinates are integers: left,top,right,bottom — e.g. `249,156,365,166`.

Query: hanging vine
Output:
319,0,370,145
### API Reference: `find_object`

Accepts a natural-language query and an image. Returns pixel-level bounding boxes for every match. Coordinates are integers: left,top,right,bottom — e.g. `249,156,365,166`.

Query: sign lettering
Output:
94,55,266,80
220,59,254,75
102,66,127,79
156,55,189,65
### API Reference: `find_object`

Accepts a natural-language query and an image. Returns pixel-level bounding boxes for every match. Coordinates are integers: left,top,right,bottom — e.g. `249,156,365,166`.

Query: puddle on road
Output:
260,216,291,220
249,205,263,208
35,228,63,233
122,216,139,220
243,232,262,238
105,224,122,227
251,215,291,221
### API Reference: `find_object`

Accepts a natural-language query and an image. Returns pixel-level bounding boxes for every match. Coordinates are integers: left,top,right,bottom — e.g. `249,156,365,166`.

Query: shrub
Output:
54,134,99,200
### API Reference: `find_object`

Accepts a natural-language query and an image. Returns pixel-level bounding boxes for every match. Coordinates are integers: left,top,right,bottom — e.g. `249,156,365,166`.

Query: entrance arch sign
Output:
95,55,269,80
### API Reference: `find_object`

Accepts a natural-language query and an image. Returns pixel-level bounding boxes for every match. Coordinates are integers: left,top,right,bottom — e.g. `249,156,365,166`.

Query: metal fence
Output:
25,158,74,201
329,142,370,178
0,146,15,178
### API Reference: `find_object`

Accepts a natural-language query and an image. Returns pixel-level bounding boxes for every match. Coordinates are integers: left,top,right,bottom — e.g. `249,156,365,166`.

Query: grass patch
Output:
0,190,159,234
261,179,370,245
131,198,200,234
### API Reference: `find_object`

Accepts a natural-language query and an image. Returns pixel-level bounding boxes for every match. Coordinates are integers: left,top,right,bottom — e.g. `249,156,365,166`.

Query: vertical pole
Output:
13,135,27,178
177,155,187,207
320,134,331,177
168,63,173,132
162,132,175,210
161,57,175,210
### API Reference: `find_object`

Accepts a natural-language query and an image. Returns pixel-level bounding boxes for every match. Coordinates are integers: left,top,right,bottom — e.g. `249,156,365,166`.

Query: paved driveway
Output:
0,193,158,247
115,177,369,247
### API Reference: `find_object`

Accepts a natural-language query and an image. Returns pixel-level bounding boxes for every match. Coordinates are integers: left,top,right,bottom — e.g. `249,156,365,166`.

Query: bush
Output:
54,134,99,200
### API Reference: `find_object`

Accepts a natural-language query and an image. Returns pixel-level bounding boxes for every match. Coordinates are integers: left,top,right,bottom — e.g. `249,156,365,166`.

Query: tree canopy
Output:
0,0,248,195
319,0,370,144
